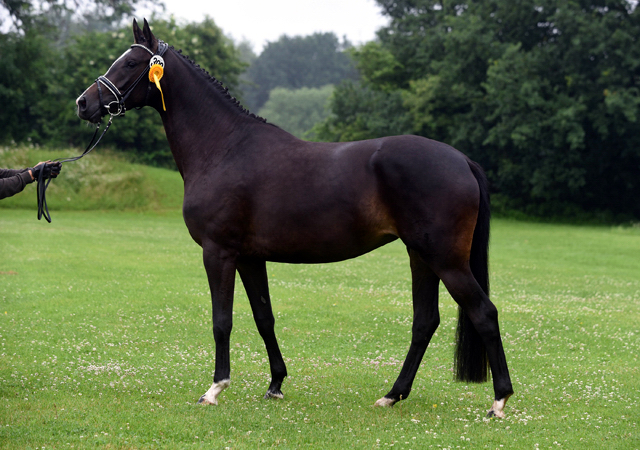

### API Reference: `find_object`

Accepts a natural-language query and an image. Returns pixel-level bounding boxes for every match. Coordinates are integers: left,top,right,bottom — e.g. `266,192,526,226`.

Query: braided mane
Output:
171,46,268,124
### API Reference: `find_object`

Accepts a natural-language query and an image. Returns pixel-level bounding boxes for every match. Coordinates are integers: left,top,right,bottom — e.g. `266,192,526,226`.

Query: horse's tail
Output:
454,159,491,383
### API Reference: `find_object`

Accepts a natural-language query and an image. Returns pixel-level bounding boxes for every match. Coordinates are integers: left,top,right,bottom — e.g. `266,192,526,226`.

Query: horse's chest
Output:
182,187,249,246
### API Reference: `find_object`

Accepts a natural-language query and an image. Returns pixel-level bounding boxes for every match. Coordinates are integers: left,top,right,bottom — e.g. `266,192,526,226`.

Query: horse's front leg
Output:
198,243,237,405
237,258,287,399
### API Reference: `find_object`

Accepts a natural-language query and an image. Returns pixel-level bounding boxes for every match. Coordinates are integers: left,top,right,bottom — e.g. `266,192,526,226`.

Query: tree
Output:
258,85,334,140
319,0,640,220
480,2,640,217
315,80,412,142
0,0,146,32
242,32,356,111
0,28,50,144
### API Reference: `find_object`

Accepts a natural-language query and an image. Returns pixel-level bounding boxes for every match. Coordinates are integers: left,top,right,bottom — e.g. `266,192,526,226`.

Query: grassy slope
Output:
0,149,639,448
0,146,184,212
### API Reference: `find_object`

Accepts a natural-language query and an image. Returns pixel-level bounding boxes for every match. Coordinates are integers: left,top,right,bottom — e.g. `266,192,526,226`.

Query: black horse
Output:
76,19,513,417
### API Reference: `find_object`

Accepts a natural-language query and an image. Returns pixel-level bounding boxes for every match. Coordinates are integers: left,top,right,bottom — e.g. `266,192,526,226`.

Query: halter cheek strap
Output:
95,41,168,117
96,76,125,116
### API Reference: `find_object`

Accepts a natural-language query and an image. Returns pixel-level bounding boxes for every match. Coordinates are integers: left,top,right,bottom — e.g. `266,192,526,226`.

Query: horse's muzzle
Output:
76,94,103,124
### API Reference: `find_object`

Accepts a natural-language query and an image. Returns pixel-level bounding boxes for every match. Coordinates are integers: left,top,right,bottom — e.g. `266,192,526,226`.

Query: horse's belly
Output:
256,231,398,264
247,205,398,263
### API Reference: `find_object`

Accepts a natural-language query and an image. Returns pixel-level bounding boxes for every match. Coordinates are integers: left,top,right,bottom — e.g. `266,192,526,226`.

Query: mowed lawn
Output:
0,209,638,449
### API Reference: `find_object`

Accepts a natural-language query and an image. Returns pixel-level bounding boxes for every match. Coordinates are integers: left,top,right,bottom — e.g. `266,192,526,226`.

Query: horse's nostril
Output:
77,96,86,110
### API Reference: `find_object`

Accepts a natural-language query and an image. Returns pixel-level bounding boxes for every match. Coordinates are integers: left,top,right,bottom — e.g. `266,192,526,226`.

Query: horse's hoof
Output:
198,395,217,405
264,390,284,400
486,394,511,418
198,379,230,405
374,397,396,407
486,409,505,418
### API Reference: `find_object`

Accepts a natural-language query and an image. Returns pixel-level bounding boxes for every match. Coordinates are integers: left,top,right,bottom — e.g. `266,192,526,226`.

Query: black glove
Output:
45,161,62,179
31,162,62,180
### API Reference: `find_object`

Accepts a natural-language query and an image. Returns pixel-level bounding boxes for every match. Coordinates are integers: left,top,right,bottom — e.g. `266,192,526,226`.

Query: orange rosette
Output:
149,64,166,111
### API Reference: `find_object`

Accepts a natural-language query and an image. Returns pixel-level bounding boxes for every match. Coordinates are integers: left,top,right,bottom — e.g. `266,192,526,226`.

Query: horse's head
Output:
77,19,165,123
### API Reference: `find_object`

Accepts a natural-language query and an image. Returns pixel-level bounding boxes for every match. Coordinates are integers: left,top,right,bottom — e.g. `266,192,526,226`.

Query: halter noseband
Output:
96,40,168,117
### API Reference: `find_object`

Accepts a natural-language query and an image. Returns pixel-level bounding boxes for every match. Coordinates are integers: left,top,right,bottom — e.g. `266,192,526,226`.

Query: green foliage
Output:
257,85,334,139
0,0,143,32
0,29,51,144
480,3,640,218
0,17,246,168
242,32,356,111
350,41,406,91
153,17,246,91
1,212,639,447
320,0,640,220
315,80,412,142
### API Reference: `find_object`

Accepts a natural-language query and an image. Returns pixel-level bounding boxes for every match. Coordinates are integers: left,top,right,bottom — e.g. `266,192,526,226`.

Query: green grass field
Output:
1,149,639,448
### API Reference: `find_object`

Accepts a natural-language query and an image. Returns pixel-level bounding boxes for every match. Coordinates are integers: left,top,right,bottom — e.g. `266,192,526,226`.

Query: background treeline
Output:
2,0,640,221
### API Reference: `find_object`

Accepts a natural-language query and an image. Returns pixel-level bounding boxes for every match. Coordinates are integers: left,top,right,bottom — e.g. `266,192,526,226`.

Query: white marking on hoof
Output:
486,395,511,418
264,391,284,399
374,397,395,407
198,379,230,405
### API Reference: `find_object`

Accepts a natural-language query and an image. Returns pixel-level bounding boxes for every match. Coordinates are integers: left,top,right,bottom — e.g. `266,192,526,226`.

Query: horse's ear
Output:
133,18,145,44
132,18,157,50
142,18,158,51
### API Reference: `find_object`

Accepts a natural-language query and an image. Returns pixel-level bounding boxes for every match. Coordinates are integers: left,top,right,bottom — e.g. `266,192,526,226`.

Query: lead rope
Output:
37,116,113,222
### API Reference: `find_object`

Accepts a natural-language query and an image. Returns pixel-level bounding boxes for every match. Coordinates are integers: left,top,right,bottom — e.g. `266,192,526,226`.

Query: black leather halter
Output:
36,41,169,223
96,41,169,117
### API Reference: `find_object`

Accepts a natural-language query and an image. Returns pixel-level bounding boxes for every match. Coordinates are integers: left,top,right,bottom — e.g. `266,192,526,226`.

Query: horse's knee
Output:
213,322,232,341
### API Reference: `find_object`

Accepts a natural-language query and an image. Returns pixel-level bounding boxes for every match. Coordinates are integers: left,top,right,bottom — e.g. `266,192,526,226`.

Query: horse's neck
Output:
159,52,255,178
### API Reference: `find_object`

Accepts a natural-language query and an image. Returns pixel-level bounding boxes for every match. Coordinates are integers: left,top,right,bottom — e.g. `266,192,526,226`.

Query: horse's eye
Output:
126,60,137,68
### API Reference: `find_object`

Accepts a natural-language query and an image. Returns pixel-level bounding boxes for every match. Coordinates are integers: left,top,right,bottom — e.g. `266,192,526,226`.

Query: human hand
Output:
46,161,62,178
30,161,62,181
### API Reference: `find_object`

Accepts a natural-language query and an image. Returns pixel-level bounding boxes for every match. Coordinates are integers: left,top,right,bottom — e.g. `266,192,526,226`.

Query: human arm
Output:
0,168,34,199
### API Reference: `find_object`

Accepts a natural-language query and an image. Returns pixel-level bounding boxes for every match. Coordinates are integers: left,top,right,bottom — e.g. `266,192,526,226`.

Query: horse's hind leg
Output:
237,258,288,399
438,267,513,417
375,248,440,406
